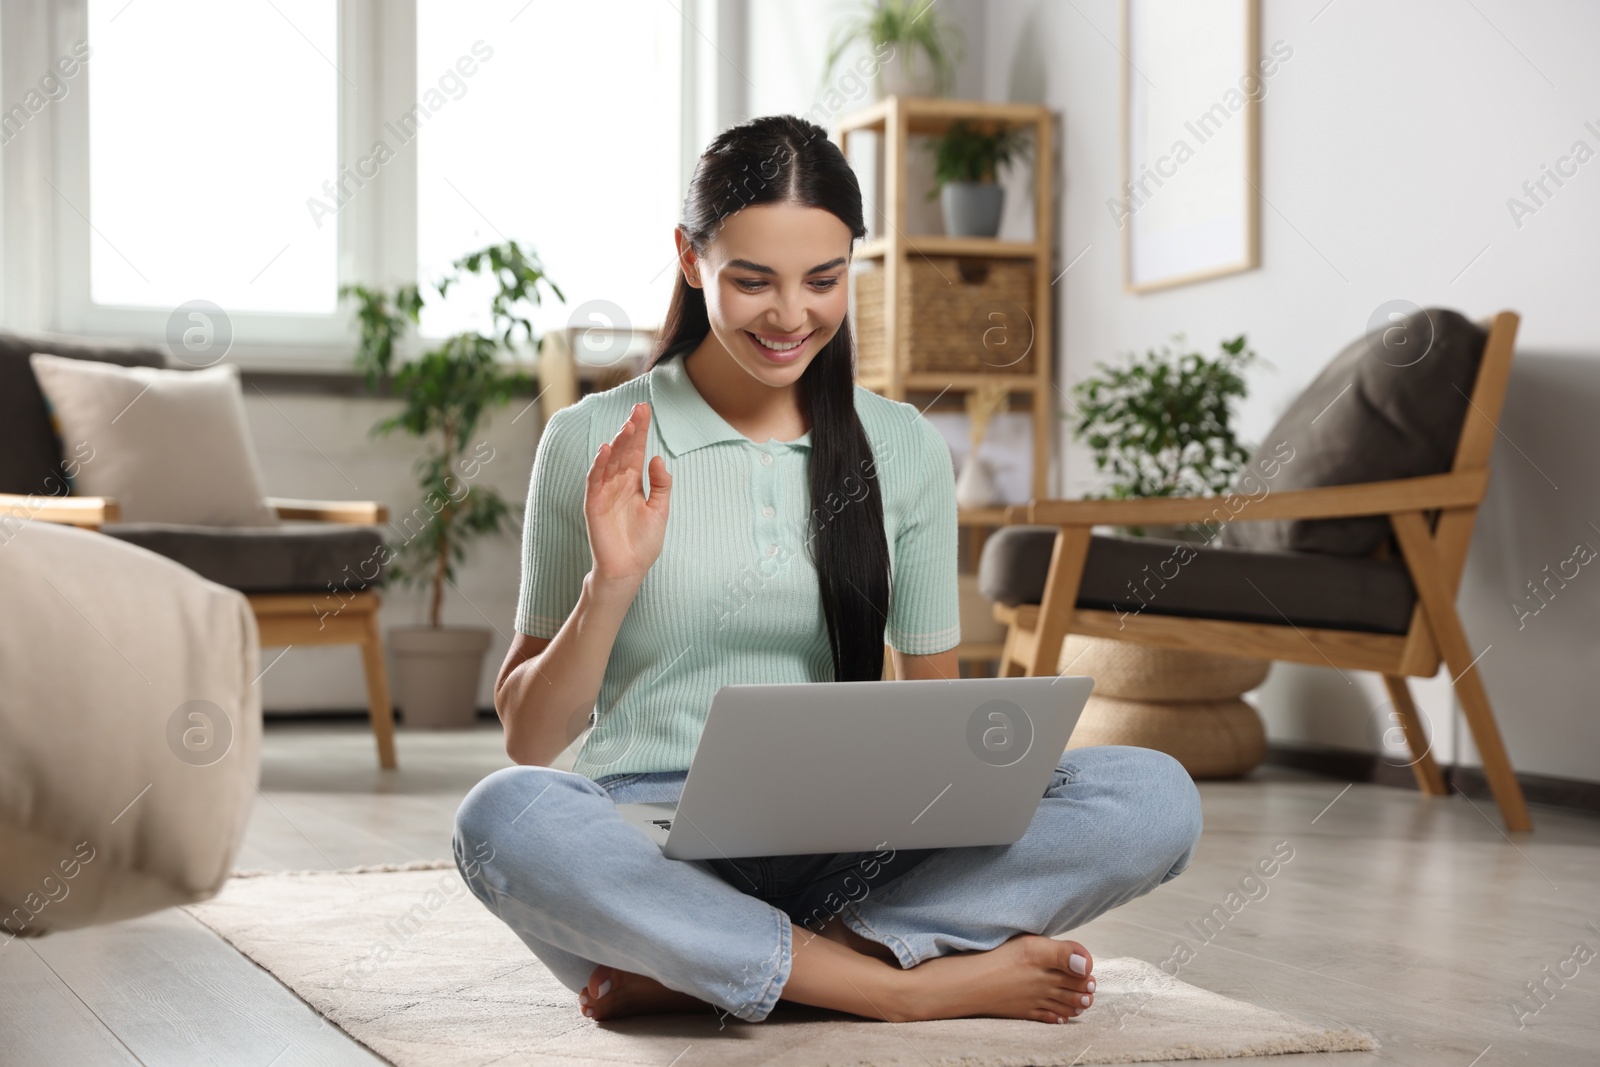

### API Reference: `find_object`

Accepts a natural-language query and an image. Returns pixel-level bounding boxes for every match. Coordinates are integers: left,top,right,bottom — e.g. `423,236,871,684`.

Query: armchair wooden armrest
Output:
1018,470,1488,528
0,492,121,528
269,498,389,525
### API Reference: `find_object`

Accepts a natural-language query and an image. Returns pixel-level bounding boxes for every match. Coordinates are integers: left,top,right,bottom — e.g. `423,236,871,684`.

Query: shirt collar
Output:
648,352,813,457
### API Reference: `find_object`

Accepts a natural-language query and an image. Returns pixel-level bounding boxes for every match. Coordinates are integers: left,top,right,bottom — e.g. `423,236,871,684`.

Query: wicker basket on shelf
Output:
854,255,1035,380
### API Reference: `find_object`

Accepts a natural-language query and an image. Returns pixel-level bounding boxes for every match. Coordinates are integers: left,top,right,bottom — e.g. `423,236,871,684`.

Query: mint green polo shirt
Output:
514,350,961,780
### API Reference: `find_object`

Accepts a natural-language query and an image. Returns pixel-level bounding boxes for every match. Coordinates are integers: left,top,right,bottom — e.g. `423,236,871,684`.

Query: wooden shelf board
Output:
837,96,1051,136
909,373,1047,390
858,377,1049,402
857,236,1041,261
859,375,1045,390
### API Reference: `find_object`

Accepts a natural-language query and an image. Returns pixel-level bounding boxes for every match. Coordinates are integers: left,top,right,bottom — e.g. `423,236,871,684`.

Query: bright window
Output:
86,0,338,313
414,0,683,346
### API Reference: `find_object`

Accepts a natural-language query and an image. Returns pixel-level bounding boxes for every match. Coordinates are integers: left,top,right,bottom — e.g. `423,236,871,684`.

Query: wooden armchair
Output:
988,311,1530,831
0,331,398,770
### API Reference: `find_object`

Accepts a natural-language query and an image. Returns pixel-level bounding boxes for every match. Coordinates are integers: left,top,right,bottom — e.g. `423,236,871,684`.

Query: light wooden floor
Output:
4,720,1596,1066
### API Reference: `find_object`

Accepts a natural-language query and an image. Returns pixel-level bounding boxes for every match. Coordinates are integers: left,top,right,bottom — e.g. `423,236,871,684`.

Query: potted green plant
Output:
340,241,563,729
822,0,964,100
1061,333,1271,778
1068,334,1258,537
924,119,1032,238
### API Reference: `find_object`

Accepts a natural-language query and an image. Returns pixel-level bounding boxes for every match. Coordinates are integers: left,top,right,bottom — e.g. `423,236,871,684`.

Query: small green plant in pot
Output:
341,240,563,729
1061,334,1272,780
822,0,964,100
1067,334,1259,540
924,120,1031,237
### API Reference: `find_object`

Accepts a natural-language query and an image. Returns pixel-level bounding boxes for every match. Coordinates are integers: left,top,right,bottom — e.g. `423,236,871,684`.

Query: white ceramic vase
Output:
955,452,1004,508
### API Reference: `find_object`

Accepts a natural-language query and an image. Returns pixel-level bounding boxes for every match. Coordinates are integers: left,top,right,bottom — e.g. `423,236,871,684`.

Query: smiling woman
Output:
728,262,845,362
453,113,1202,1035
663,163,890,686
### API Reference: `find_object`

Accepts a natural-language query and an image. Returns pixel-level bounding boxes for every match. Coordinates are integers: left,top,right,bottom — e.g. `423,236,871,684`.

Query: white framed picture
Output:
1120,0,1262,292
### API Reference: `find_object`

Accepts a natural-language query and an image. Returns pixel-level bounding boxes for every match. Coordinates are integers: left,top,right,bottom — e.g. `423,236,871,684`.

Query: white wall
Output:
974,0,1600,781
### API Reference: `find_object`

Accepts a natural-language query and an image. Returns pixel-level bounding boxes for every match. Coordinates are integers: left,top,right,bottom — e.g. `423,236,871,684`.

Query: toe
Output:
1058,939,1094,977
1058,969,1094,994
1042,996,1077,1020
585,965,619,1003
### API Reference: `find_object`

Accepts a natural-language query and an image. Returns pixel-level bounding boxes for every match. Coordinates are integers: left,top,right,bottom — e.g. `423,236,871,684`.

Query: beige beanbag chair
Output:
0,520,261,936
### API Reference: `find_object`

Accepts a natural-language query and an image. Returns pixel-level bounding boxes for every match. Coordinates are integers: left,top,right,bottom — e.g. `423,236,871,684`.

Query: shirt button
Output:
762,505,775,518
767,544,778,556
760,453,773,466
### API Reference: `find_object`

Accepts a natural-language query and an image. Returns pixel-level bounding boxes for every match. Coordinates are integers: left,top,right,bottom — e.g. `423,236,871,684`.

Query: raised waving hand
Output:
584,401,672,584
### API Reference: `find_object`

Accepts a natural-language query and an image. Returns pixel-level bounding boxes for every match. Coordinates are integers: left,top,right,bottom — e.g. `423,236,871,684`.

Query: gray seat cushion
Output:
1217,307,1486,556
102,523,387,594
0,330,167,496
979,525,1417,635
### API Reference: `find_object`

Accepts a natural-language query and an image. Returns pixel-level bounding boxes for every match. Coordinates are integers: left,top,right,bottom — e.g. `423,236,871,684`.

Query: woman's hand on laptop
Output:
586,402,672,585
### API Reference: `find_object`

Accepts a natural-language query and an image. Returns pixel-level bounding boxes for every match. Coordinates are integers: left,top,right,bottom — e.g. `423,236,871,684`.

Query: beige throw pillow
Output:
28,353,279,526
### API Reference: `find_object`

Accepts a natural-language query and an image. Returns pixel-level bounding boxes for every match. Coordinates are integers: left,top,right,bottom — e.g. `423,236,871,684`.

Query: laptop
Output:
613,675,1093,860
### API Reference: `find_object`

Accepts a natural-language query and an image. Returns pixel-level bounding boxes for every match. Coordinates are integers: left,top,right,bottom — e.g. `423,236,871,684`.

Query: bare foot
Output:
579,931,1098,1026
891,935,1097,1024
579,963,713,1021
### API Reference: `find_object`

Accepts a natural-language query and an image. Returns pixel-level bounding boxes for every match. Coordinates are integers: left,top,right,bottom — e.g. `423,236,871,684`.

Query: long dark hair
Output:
645,114,890,683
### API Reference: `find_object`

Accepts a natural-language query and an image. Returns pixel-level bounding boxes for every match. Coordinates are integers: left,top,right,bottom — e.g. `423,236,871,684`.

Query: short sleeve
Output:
884,411,961,655
514,402,595,638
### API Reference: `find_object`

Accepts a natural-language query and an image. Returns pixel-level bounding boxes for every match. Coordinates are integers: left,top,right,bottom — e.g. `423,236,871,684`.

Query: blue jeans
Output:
453,744,1202,1023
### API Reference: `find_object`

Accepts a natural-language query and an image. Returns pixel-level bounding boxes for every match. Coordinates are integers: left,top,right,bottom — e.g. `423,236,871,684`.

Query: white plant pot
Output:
390,626,492,730
874,47,939,99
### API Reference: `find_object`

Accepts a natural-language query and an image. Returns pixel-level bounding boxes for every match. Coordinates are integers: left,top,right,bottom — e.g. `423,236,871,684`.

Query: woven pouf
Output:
1059,635,1271,778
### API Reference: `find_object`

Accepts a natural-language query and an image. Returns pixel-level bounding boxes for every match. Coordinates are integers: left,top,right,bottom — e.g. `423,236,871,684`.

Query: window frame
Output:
26,0,713,369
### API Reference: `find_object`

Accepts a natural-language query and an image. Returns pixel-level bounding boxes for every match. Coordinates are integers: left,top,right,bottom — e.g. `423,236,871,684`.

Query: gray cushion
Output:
1217,307,1487,556
0,330,167,496
102,523,387,594
979,525,1417,635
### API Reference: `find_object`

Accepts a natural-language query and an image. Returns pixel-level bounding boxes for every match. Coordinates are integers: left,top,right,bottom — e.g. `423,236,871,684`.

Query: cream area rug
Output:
183,863,1376,1067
